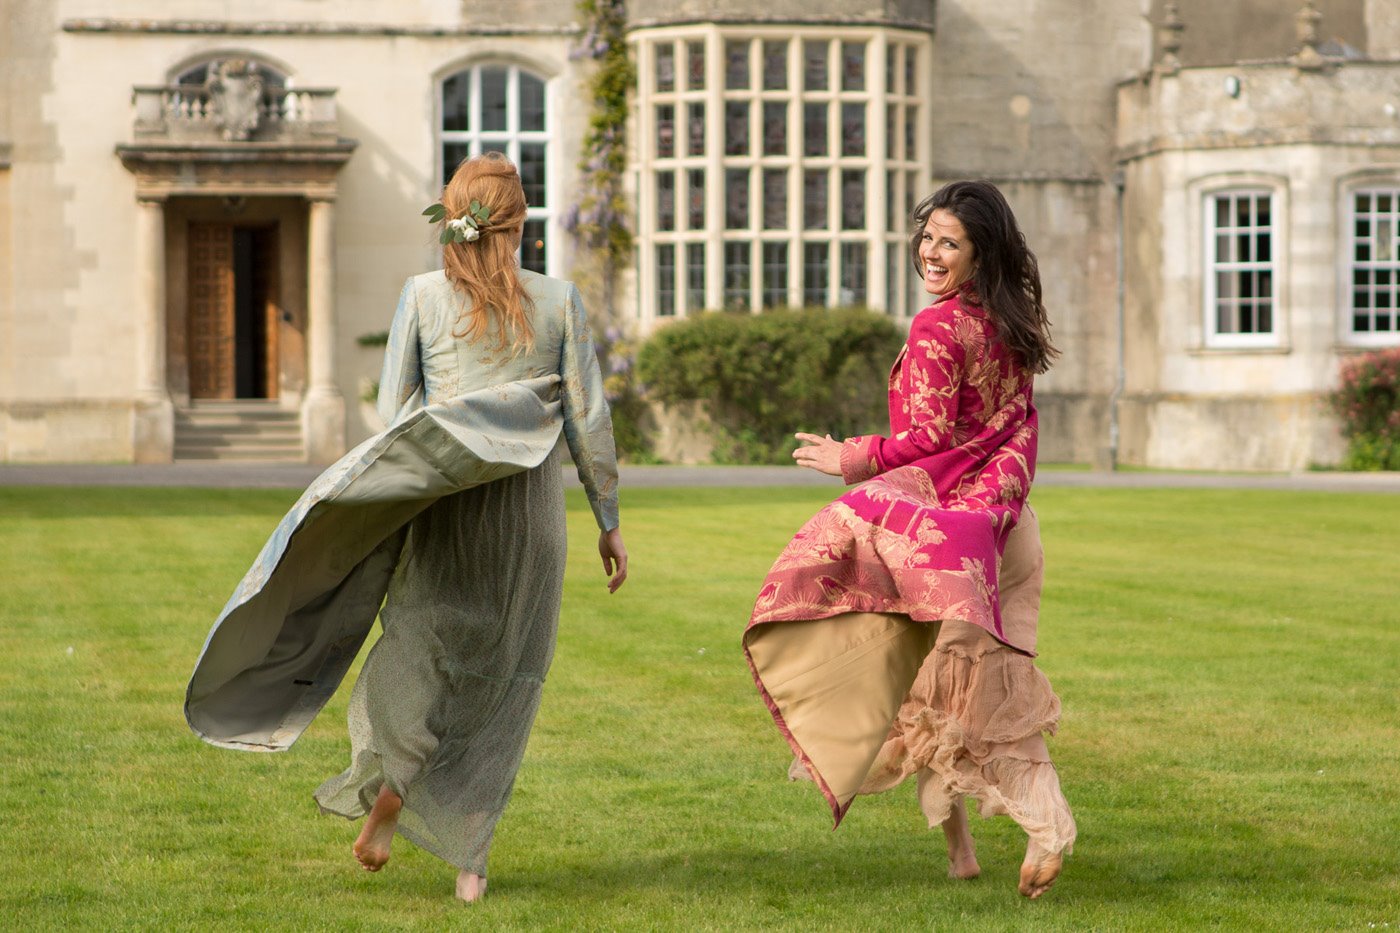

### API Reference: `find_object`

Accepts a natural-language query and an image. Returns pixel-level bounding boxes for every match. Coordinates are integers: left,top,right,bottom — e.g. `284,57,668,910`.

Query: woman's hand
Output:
598,528,628,593
793,432,843,476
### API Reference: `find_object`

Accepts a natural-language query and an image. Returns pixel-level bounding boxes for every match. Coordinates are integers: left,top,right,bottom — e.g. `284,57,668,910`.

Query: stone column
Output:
132,196,173,463
302,195,346,463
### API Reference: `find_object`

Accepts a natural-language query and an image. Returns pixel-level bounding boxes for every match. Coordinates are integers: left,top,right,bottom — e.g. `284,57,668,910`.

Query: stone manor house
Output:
2,0,1398,469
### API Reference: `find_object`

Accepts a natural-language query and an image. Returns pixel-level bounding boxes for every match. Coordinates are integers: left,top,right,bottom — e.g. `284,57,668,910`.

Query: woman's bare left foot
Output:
353,785,402,872
941,797,981,880
456,871,487,903
1018,840,1062,898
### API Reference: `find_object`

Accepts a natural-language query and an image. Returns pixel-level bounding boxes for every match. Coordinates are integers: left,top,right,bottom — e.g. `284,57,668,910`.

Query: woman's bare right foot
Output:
941,797,981,880
353,785,402,872
456,871,487,903
1018,840,1062,898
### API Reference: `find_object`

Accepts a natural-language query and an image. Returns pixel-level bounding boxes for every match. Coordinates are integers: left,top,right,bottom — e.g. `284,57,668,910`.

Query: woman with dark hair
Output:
743,180,1074,898
187,153,626,903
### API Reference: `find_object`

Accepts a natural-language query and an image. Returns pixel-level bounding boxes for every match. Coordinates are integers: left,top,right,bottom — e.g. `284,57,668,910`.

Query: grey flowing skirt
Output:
314,446,564,875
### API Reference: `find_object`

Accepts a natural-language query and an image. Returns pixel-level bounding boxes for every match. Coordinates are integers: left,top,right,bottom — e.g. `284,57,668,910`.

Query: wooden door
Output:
188,223,236,399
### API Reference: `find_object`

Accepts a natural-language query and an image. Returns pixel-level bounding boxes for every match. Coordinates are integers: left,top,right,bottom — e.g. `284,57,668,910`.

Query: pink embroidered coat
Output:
745,286,1039,653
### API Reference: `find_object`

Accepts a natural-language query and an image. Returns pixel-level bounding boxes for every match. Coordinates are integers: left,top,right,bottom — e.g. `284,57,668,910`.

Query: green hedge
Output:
1329,347,1400,470
636,308,906,464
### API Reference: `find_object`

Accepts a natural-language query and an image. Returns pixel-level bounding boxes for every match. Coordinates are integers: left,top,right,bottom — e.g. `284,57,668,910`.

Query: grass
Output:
2,483,1398,930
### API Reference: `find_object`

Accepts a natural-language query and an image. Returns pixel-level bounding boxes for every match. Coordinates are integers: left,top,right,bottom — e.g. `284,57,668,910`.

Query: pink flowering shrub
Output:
1329,347,1400,471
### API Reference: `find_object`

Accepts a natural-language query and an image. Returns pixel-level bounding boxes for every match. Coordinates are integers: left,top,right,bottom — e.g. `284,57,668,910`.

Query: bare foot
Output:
1018,840,1062,898
456,871,487,903
352,784,402,872
941,797,981,880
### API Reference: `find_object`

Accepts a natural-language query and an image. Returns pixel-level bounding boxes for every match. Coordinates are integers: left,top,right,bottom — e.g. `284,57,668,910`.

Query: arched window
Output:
441,65,552,275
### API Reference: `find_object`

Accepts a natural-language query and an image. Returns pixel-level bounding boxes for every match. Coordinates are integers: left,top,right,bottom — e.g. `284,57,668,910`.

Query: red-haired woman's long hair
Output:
438,152,535,352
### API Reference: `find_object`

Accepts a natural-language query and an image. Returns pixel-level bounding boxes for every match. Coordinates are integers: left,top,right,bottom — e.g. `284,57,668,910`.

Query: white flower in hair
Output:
423,199,492,245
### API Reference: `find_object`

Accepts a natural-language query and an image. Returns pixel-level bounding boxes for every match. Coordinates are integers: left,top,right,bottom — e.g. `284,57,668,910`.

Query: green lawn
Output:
2,484,1398,930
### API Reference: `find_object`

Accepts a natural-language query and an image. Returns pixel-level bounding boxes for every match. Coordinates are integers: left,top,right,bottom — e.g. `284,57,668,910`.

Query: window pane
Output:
840,242,867,305
520,143,547,208
905,106,917,162
841,170,865,230
804,40,828,91
725,101,750,156
519,73,545,131
803,102,828,157
657,170,676,232
803,242,829,306
763,243,788,307
724,241,751,310
886,104,898,160
726,40,750,89
763,169,787,230
763,40,787,90
657,244,676,316
686,243,705,312
1257,302,1272,334
1255,194,1271,226
1257,231,1272,263
886,170,897,233
804,169,828,230
841,102,865,156
1215,196,1231,227
886,45,898,96
657,42,676,93
657,104,675,157
1379,219,1395,262
726,168,749,229
1216,272,1235,300
522,218,547,274
687,169,706,230
687,102,706,156
1356,193,1372,213
841,41,865,91
763,101,787,156
442,142,471,186
443,72,471,132
904,45,917,95
687,41,706,90
481,140,509,156
886,243,900,315
1380,193,1393,213
481,67,508,131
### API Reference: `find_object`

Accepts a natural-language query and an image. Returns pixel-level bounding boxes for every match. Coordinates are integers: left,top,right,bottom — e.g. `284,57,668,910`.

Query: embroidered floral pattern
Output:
748,289,1038,651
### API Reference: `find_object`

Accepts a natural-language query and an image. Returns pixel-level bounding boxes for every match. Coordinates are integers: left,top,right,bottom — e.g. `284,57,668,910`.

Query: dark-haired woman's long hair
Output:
910,181,1058,374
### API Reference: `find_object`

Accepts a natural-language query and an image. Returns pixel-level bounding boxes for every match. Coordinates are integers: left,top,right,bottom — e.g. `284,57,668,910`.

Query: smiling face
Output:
918,209,977,296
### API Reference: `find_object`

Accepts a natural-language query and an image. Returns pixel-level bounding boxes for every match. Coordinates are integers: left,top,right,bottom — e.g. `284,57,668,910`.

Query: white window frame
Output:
631,25,932,329
1341,181,1400,347
437,62,557,277
1201,185,1284,349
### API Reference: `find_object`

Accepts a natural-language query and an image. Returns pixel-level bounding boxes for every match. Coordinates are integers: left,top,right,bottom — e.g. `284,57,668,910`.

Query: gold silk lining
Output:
746,612,940,808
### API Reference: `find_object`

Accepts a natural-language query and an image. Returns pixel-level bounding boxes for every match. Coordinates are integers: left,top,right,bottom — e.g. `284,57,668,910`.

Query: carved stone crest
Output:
206,60,264,141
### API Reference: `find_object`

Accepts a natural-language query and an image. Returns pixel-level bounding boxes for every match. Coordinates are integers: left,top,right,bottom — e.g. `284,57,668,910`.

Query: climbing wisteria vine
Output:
563,0,634,274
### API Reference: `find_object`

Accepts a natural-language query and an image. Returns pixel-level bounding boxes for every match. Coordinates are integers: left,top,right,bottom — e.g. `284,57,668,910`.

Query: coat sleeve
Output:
560,283,620,532
839,307,964,484
376,277,424,427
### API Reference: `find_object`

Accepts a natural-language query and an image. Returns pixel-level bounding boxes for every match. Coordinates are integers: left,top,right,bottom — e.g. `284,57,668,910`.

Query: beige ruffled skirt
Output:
784,507,1076,855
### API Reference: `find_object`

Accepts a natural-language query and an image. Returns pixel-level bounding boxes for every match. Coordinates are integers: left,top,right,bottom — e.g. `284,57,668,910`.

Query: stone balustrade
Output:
131,84,340,144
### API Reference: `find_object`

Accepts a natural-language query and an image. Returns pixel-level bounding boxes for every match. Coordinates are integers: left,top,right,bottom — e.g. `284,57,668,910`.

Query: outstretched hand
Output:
598,527,628,593
793,432,843,476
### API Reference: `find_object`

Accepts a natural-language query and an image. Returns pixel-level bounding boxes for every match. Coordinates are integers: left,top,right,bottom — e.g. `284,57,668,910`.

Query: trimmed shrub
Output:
1328,347,1400,471
636,307,906,464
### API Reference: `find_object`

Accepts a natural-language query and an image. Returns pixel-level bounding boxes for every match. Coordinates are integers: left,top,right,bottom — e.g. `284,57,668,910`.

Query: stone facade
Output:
1,0,1397,468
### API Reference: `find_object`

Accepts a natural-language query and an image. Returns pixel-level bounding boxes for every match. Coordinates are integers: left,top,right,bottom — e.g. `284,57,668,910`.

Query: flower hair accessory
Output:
422,199,491,245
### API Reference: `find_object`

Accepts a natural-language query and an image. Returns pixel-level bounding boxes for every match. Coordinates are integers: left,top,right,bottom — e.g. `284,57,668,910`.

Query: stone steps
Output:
174,400,305,462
